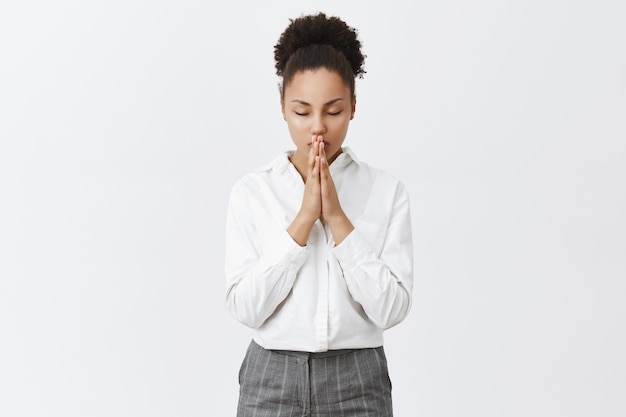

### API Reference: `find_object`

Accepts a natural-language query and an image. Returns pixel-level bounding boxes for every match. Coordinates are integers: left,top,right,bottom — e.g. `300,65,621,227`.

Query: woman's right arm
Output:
224,179,308,329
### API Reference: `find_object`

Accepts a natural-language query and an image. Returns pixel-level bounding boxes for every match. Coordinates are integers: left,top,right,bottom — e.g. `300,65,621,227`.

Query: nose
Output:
311,114,326,136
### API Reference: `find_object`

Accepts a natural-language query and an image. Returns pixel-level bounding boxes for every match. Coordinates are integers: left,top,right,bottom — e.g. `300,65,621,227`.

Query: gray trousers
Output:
237,340,393,417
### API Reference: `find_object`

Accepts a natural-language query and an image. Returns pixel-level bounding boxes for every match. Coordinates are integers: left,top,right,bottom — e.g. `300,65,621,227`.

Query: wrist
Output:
294,210,318,229
287,212,317,246
324,210,348,227
326,213,354,245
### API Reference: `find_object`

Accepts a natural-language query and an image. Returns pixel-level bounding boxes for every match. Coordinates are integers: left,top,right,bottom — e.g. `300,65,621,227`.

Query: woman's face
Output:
281,68,355,170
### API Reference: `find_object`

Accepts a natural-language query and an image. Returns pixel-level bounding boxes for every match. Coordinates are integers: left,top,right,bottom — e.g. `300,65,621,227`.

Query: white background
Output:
1,0,625,416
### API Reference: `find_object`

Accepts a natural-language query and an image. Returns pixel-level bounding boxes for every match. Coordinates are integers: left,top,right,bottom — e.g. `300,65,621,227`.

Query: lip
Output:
307,141,330,146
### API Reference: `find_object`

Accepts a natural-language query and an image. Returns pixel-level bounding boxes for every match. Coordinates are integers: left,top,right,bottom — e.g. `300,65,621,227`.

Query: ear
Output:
350,96,357,120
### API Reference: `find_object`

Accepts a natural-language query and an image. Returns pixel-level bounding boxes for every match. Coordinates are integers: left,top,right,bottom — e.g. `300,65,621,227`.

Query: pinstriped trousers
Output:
237,340,393,417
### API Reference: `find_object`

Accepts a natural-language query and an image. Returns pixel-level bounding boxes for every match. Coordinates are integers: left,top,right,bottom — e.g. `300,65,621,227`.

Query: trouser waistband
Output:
252,339,376,359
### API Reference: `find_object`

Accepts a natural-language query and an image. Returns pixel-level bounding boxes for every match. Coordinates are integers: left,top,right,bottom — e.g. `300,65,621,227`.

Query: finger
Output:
312,155,321,181
307,140,317,172
319,155,330,193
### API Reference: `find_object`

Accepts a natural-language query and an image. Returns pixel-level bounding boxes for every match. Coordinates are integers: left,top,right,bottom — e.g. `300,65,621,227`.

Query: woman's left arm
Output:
332,180,414,330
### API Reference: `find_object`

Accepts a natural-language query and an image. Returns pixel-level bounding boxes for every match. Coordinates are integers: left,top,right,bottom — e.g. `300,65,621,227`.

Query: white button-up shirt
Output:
225,148,413,352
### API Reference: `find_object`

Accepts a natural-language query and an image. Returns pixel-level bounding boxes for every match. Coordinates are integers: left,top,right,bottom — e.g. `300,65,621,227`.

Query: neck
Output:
289,152,308,182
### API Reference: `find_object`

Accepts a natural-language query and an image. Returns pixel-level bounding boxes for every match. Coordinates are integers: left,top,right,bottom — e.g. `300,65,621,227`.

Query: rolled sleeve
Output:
225,180,308,329
333,182,413,329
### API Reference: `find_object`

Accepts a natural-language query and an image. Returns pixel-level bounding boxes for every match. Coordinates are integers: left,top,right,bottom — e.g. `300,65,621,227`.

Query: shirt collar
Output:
332,147,359,168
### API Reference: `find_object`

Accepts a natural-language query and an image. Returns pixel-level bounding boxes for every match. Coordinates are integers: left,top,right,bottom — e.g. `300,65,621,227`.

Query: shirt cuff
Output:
332,228,372,270
260,229,309,271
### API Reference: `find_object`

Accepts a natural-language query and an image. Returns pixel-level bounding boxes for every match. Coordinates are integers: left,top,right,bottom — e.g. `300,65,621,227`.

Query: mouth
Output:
307,141,330,147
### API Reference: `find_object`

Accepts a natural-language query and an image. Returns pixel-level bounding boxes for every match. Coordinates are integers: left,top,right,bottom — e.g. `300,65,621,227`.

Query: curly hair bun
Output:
274,12,366,79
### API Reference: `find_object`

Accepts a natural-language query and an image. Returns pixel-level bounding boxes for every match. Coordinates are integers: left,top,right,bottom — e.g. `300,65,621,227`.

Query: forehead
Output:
284,68,351,103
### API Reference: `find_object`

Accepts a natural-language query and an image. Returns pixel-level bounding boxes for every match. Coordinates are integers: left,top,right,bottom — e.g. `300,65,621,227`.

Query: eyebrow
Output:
290,98,345,106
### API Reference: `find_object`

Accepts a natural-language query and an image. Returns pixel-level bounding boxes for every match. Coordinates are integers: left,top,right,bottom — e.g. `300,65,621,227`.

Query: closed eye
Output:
328,111,342,116
294,111,308,116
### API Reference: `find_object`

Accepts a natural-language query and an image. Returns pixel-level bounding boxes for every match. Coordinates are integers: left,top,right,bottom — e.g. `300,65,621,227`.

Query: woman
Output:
225,12,413,416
